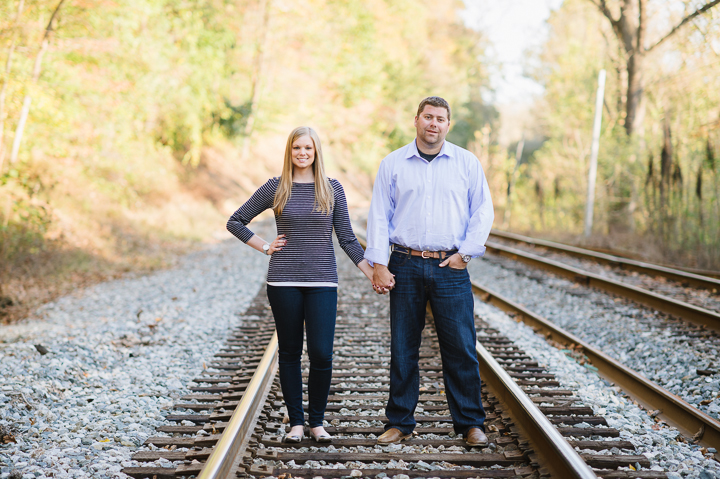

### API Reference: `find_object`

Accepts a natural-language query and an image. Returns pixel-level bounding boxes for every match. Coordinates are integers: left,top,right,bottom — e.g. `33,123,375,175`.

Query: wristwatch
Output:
460,254,472,263
262,243,270,255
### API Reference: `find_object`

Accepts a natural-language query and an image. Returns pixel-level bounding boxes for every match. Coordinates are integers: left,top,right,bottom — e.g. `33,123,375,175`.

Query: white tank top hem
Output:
266,281,338,287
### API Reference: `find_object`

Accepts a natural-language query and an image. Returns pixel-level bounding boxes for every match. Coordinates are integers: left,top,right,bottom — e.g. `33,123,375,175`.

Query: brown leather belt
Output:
391,244,456,260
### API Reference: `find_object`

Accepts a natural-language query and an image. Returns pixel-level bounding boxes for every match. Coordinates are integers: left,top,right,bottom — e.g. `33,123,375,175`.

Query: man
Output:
365,96,494,446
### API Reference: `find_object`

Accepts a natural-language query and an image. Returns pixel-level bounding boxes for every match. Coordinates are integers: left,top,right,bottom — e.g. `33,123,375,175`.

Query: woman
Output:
227,126,374,443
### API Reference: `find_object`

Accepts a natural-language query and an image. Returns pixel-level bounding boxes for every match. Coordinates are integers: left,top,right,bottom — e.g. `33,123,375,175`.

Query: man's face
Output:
414,105,450,147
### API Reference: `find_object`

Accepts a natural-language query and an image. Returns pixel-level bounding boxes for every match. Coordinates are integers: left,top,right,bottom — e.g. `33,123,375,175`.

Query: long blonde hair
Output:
273,126,335,216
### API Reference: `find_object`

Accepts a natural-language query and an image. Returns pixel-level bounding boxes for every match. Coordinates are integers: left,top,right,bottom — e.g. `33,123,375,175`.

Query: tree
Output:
239,0,272,163
588,0,720,137
0,0,25,172
9,0,65,165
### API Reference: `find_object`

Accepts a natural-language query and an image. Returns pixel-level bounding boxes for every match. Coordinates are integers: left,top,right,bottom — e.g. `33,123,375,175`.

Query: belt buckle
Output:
421,250,432,259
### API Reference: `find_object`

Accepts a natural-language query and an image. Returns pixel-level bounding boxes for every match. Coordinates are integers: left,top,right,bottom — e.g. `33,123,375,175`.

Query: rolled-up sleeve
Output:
458,159,494,257
365,158,394,266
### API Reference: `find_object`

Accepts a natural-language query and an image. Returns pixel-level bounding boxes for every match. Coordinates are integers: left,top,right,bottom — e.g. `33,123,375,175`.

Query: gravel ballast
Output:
4,233,720,479
0,228,271,479
468,255,720,422
474,299,720,479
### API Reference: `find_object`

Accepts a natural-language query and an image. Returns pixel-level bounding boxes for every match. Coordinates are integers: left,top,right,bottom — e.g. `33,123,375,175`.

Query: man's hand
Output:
439,253,467,270
372,264,395,295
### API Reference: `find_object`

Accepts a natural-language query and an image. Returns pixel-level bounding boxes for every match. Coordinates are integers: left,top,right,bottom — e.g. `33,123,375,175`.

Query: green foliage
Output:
506,0,720,267
447,100,498,149
0,0,494,296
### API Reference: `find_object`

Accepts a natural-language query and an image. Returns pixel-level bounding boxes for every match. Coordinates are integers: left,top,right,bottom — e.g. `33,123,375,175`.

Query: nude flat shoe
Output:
283,430,304,443
309,429,332,443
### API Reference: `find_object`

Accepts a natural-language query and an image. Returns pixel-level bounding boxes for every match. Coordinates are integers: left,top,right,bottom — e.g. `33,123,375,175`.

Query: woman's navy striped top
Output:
227,177,365,286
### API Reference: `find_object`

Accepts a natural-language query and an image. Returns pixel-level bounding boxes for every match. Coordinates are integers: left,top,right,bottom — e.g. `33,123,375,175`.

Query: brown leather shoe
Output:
464,427,488,446
377,427,412,444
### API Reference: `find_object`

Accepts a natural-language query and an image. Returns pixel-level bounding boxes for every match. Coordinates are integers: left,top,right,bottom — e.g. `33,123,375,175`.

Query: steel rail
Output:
490,229,720,288
485,241,720,334
472,280,720,461
474,339,598,478
199,332,279,479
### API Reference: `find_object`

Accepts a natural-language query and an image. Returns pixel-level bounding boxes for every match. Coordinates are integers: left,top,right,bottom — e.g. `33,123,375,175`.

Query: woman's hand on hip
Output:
268,234,287,254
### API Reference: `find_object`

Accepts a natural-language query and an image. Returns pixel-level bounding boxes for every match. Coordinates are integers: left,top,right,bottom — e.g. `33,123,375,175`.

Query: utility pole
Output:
584,69,606,238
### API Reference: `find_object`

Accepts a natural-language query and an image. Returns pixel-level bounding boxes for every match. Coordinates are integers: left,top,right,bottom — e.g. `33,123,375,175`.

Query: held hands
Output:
357,259,394,294
439,253,468,270
267,234,287,255
372,264,396,295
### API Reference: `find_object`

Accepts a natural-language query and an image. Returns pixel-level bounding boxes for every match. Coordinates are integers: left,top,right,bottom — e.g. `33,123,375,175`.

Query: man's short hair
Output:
416,96,451,121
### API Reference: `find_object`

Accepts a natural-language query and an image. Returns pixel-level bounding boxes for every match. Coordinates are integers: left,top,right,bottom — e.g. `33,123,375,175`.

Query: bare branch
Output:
646,0,720,53
637,0,647,51
588,0,623,40
43,0,66,42
30,0,66,81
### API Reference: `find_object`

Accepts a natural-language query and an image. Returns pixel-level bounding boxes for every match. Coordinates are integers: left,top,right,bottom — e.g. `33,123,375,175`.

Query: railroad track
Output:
488,230,720,284
467,230,720,460
481,231,720,334
122,293,278,479
121,242,686,479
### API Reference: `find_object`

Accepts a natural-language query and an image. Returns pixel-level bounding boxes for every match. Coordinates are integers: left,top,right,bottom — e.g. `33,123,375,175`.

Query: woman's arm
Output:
356,259,374,281
227,178,277,244
330,180,367,266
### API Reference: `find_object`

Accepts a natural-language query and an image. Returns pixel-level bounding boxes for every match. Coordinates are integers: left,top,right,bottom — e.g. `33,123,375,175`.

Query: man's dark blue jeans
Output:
266,285,337,428
386,250,486,436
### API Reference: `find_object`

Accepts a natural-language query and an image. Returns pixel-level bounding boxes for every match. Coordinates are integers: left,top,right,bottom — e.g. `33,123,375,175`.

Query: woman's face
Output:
291,135,315,172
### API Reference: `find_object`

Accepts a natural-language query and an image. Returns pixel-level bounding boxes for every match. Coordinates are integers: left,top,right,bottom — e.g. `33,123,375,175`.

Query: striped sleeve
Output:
227,178,278,243
331,179,365,266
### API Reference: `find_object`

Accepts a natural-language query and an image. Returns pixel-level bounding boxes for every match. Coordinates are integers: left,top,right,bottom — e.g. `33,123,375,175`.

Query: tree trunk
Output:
535,180,545,229
660,116,672,201
10,38,47,165
9,0,65,165
0,42,17,170
503,136,524,229
617,0,645,137
240,0,271,162
589,0,720,138
625,50,645,137
0,0,26,172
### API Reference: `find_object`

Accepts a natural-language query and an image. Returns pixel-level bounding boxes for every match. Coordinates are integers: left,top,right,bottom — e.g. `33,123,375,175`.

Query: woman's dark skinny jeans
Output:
266,285,337,428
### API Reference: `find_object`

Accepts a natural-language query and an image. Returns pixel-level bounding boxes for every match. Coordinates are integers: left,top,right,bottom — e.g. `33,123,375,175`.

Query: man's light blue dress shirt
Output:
365,140,494,266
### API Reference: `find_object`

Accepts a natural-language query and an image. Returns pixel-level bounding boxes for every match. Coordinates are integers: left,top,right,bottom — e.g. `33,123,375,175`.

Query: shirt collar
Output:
406,139,454,160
